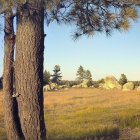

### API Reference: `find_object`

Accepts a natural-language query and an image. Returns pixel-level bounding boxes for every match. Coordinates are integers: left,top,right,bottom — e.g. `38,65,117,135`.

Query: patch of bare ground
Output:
120,128,140,140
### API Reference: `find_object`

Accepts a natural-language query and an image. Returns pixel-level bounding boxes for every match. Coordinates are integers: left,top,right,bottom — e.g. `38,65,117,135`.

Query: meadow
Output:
1,88,140,140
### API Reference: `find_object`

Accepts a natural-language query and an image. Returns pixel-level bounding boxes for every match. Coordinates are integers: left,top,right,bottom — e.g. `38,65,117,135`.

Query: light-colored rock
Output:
50,83,58,90
123,82,135,91
102,76,122,90
64,88,69,91
43,83,59,91
72,85,81,88
137,86,140,91
99,83,104,89
77,85,82,88
54,89,58,91
72,80,90,88
79,79,90,88
59,85,68,89
43,84,51,92
81,84,88,88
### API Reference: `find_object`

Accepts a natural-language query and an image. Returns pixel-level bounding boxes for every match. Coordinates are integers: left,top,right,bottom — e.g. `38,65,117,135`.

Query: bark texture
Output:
15,1,47,140
3,10,23,140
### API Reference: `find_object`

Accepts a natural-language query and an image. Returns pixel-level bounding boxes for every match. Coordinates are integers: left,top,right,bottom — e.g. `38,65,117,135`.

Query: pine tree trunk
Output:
3,10,23,140
15,1,47,140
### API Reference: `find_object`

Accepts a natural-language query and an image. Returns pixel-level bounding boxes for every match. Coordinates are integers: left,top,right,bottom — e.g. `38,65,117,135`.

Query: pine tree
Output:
76,66,92,81
43,70,51,85
51,65,62,84
76,65,85,81
119,74,128,86
85,70,92,81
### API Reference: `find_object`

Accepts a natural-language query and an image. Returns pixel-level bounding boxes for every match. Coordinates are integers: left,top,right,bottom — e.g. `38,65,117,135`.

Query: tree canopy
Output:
0,0,139,39
46,0,140,39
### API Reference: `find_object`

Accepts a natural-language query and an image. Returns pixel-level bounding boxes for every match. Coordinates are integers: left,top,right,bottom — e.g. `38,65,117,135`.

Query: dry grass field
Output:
1,88,140,140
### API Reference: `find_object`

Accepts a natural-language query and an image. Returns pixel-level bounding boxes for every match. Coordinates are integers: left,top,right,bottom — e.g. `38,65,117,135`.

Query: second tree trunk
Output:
3,10,22,140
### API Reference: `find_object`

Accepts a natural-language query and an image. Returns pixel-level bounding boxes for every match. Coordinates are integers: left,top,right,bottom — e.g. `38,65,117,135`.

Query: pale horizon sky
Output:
0,17,140,81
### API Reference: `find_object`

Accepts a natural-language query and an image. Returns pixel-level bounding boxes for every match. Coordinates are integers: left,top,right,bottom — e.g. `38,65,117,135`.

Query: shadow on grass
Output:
48,126,119,140
118,114,140,129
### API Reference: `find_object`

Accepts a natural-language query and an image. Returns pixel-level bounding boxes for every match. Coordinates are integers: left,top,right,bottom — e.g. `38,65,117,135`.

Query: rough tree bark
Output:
15,1,47,139
3,10,23,140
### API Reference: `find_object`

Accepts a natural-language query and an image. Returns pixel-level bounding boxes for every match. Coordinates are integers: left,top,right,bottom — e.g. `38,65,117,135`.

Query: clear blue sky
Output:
0,18,140,81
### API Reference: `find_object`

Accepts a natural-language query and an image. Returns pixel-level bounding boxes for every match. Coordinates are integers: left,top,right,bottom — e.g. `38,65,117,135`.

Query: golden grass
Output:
1,89,140,139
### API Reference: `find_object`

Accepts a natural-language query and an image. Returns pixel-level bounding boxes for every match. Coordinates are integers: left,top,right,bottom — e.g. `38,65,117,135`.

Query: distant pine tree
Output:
84,70,92,81
76,66,92,81
51,65,62,84
119,74,128,86
43,70,50,85
76,65,85,81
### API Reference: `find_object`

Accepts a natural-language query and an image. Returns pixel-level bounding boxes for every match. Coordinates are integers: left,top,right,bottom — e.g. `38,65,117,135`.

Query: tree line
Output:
43,65,93,85
0,65,137,90
43,65,140,88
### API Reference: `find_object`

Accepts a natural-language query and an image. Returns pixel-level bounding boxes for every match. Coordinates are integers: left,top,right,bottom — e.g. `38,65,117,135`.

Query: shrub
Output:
98,79,105,84
93,81,100,88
